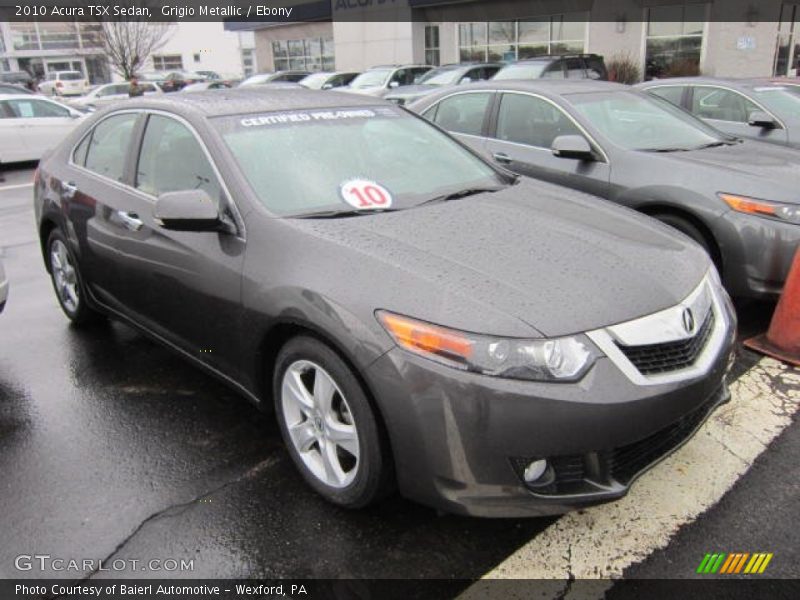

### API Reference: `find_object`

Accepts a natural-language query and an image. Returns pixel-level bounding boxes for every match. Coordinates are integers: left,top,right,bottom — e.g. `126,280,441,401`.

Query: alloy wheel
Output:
50,239,80,314
280,360,360,489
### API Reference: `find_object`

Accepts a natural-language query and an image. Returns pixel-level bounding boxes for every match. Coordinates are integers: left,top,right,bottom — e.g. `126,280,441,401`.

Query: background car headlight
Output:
377,311,598,382
719,193,800,225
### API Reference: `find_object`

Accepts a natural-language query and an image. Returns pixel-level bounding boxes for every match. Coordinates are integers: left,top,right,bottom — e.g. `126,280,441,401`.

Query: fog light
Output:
523,459,548,483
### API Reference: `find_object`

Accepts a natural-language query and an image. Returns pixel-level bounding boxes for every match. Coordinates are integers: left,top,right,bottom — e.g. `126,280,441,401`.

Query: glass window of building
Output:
775,3,800,76
425,25,440,66
79,23,104,49
152,55,184,71
272,37,333,72
645,3,707,80
10,22,40,51
459,14,586,63
242,48,255,77
38,22,80,50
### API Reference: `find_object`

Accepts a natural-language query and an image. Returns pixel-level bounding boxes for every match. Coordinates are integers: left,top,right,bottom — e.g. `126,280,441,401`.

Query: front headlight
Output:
719,193,800,225
377,311,598,382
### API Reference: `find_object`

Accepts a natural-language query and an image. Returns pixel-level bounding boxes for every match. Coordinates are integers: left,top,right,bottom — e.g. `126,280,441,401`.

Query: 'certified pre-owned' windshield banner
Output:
0,0,769,22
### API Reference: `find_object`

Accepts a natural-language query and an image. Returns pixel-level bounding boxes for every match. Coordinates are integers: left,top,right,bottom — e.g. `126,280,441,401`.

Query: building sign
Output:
737,36,756,51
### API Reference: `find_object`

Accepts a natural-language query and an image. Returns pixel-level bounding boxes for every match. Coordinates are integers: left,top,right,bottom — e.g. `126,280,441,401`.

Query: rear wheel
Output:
47,229,101,325
273,336,391,508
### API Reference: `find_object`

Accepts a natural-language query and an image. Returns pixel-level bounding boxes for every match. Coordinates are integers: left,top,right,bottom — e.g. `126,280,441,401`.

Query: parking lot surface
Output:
0,165,797,590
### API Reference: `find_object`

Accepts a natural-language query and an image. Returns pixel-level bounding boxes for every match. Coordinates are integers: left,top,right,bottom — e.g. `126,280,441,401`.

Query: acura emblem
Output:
682,308,696,334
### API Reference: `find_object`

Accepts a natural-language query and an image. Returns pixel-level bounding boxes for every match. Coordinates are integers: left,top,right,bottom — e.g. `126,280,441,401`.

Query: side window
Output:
0,101,14,119
648,86,685,107
412,67,430,83
7,99,70,118
691,87,760,123
390,69,407,86
84,113,138,181
565,58,586,79
72,133,91,166
430,92,492,136
585,57,606,80
495,93,582,149
542,62,565,79
135,115,221,200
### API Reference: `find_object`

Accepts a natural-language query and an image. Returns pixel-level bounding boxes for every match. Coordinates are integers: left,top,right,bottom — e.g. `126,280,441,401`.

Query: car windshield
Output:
567,91,726,151
299,73,331,89
214,105,504,217
61,72,83,81
418,67,462,86
240,74,272,86
493,63,548,80
751,87,800,114
349,69,392,89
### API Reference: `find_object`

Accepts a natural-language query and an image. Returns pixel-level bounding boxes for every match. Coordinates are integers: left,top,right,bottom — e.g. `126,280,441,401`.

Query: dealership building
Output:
225,0,800,79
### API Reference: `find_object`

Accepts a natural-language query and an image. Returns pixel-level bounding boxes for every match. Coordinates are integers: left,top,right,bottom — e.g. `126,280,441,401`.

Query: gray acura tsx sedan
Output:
409,80,800,300
34,89,735,517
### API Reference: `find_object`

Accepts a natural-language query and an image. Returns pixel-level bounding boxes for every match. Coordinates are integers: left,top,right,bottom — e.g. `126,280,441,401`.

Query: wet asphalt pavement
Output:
0,165,786,586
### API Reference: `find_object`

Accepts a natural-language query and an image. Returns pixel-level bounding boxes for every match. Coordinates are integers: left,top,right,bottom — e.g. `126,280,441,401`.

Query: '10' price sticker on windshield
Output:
340,179,393,210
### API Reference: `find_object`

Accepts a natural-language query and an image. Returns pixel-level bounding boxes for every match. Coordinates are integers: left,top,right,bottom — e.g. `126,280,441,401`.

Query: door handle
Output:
492,152,512,164
62,181,78,199
117,211,143,232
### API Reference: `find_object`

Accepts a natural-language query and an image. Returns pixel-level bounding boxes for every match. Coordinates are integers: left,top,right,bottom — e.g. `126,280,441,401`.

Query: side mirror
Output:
155,189,229,232
748,110,777,129
551,135,595,161
321,83,333,90
460,76,472,85
389,81,400,89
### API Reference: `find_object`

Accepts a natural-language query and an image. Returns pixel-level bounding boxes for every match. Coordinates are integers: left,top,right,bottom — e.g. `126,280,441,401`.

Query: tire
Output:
653,213,721,269
46,229,101,325
273,336,392,508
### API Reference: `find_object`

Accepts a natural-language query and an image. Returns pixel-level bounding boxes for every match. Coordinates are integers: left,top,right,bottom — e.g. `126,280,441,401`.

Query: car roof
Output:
0,93,56,100
106,87,387,118
639,77,796,90
440,79,627,95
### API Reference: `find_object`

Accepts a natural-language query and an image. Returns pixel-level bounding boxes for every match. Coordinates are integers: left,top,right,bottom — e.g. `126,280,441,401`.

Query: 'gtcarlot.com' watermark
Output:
15,554,194,573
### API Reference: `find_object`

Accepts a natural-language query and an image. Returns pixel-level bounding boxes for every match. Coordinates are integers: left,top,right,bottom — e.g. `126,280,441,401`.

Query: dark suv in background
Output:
494,54,607,81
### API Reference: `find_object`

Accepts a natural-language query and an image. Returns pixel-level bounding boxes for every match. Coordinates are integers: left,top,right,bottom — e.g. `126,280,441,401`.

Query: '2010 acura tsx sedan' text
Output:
34,90,735,517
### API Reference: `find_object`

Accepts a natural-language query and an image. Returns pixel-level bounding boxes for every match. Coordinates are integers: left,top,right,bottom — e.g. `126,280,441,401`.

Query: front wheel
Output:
47,229,101,325
273,336,392,508
653,213,721,269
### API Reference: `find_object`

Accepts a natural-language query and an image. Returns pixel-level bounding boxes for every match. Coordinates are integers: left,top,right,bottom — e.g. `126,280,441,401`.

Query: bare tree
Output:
95,6,174,80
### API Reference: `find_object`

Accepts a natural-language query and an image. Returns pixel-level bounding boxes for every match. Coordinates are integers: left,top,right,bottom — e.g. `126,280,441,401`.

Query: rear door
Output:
0,100,33,162
4,98,78,159
66,111,142,305
688,85,789,145
421,91,495,155
484,92,610,197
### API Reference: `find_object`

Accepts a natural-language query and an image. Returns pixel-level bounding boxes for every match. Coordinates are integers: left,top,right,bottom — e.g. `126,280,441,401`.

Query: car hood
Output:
293,180,709,337
650,140,800,204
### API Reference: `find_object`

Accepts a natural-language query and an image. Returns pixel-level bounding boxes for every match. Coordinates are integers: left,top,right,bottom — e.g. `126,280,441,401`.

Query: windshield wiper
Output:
418,186,506,208
291,208,399,219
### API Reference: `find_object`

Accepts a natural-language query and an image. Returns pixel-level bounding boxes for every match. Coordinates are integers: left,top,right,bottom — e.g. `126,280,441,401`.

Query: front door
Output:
484,92,610,198
111,113,246,377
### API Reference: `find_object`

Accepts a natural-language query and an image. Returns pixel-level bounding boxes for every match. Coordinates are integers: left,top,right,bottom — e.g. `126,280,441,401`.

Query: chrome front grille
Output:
615,309,715,375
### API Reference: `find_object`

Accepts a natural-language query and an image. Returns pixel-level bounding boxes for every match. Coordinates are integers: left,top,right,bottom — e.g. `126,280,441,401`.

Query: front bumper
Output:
716,211,800,299
365,283,736,517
